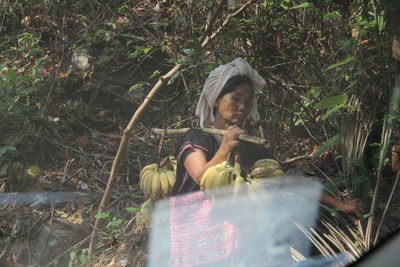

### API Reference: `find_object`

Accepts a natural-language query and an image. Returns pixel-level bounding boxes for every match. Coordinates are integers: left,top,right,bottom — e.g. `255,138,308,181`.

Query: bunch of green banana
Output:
250,158,285,178
139,158,176,200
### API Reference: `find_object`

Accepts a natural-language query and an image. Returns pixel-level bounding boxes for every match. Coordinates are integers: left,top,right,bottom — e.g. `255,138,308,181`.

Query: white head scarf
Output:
195,58,267,127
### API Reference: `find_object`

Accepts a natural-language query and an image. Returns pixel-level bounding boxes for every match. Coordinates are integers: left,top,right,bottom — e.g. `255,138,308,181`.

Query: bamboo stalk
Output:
151,127,267,146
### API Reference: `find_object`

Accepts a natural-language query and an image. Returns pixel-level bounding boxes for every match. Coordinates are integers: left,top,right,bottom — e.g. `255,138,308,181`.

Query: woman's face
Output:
215,84,254,127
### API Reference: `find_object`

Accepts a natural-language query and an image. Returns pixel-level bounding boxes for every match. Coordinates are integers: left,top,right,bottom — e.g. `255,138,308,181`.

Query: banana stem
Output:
156,131,166,171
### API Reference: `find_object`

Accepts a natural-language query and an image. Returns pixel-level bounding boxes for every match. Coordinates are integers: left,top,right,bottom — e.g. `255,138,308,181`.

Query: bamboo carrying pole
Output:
88,0,257,257
151,128,267,146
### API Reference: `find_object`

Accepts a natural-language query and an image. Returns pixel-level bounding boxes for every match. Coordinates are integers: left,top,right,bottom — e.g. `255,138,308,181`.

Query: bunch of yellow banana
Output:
232,174,246,198
250,158,285,178
139,158,176,200
200,161,239,191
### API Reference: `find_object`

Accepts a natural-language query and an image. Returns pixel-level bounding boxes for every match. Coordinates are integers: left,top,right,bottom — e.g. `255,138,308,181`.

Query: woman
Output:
164,58,361,266
170,58,361,217
171,58,272,195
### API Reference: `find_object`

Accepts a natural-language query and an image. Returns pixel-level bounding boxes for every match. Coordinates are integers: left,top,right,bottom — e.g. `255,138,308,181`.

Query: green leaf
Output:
143,46,152,54
323,11,340,20
95,212,110,219
289,2,315,9
280,0,289,9
127,50,142,59
322,104,345,120
326,56,356,71
377,10,386,33
129,83,142,92
107,218,124,228
315,94,348,110
167,71,181,85
150,70,161,79
313,133,341,159
131,194,144,199
126,207,140,213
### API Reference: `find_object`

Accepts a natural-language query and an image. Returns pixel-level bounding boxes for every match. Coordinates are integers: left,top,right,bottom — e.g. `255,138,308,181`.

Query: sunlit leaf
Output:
129,83,143,92
143,46,152,54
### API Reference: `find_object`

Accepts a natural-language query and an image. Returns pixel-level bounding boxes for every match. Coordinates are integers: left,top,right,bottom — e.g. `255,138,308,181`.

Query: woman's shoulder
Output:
181,128,214,143
176,128,215,152
175,128,218,163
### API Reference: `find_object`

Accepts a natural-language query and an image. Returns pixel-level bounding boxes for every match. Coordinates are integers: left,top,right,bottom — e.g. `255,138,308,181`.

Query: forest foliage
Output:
0,0,399,265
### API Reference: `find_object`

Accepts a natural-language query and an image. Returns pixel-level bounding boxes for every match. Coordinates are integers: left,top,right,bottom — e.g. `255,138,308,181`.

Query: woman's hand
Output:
321,194,363,221
220,125,245,154
337,199,363,220
182,126,245,184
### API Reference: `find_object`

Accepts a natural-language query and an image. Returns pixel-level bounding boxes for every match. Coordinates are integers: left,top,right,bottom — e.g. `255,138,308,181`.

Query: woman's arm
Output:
321,193,363,219
183,126,244,184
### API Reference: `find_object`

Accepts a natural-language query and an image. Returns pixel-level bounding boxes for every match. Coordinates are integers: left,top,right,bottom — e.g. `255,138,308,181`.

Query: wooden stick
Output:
88,64,182,257
151,127,267,146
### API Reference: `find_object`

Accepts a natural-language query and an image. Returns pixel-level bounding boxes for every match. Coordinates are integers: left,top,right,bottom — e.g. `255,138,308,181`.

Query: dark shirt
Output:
171,128,274,196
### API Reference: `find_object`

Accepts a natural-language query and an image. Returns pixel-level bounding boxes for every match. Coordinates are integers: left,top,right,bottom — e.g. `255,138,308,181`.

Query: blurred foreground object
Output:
148,176,352,266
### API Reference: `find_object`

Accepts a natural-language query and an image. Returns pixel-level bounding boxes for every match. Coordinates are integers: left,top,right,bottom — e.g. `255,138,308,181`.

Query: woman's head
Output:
213,75,254,127
195,58,266,128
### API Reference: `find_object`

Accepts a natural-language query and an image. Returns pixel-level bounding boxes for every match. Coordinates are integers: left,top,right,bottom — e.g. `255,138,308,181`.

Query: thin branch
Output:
201,0,227,44
201,0,257,47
